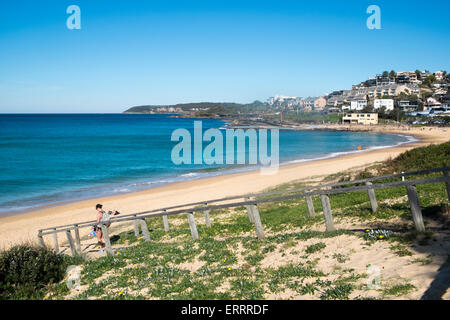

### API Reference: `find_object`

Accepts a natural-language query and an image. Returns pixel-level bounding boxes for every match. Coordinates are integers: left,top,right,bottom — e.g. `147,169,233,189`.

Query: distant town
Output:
124,70,450,126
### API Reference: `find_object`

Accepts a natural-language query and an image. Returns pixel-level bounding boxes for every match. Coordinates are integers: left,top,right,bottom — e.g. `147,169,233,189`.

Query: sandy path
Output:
0,125,448,249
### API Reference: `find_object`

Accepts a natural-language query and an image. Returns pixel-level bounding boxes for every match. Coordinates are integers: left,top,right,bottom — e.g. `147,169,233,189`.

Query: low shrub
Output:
0,244,79,299
380,141,450,174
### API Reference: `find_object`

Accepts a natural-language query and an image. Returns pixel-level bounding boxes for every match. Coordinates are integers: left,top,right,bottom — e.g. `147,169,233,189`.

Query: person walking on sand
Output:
94,204,120,253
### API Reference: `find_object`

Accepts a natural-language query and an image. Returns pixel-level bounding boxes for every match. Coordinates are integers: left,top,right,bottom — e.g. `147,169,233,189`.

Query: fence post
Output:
366,182,378,213
306,195,316,218
133,215,140,237
53,229,59,253
251,204,265,239
187,212,199,240
139,219,151,241
162,211,170,232
65,230,78,256
245,197,255,223
203,203,211,227
74,224,82,254
37,230,45,248
320,194,335,232
444,170,450,202
406,185,425,232
100,224,113,255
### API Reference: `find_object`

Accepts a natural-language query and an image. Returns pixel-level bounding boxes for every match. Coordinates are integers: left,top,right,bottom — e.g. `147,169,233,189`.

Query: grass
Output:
305,242,326,254
383,283,416,297
320,284,354,300
410,255,433,265
333,253,349,263
390,244,413,257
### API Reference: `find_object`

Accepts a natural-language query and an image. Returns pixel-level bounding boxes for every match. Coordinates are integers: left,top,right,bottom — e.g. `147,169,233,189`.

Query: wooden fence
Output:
37,166,450,256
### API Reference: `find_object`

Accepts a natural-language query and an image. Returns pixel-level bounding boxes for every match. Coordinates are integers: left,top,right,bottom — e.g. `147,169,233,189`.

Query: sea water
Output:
0,114,412,215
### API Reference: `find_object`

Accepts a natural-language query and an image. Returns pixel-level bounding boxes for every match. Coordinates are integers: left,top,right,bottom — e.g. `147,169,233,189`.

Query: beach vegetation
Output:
380,141,449,174
304,242,326,254
320,283,354,300
382,282,415,297
0,243,83,299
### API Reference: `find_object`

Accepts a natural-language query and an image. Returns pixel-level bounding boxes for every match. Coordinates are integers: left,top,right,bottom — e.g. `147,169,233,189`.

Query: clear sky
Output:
0,0,449,113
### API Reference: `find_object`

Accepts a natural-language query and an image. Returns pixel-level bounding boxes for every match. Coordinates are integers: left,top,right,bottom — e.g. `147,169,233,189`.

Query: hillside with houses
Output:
268,70,449,119
124,70,450,125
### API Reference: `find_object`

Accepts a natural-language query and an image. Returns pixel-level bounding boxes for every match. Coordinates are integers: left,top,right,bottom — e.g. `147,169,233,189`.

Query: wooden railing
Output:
37,166,450,256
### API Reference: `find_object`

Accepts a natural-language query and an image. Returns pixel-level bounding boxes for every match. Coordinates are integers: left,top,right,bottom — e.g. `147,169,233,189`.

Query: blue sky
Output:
0,0,449,113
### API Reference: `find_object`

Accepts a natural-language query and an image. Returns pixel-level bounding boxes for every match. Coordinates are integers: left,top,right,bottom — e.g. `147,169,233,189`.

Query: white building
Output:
434,71,445,80
350,100,368,111
268,95,298,104
374,99,394,111
342,105,351,111
425,97,442,109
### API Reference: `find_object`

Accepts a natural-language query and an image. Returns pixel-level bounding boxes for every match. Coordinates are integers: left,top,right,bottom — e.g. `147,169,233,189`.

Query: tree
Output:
377,106,387,117
422,75,437,87
415,70,421,80
361,105,375,113
389,70,396,78
398,92,418,101
382,71,389,77
421,91,433,100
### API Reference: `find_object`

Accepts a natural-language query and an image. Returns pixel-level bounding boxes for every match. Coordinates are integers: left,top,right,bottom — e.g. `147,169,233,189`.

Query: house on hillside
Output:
440,93,450,107
350,99,368,111
434,71,445,81
374,99,394,111
398,100,419,112
425,97,442,109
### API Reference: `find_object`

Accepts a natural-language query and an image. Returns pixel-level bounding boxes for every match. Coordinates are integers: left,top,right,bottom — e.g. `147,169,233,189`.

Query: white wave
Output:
283,134,415,166
180,172,199,178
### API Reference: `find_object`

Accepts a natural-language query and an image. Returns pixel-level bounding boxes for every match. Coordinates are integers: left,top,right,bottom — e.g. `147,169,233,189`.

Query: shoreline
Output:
0,127,415,218
0,124,448,249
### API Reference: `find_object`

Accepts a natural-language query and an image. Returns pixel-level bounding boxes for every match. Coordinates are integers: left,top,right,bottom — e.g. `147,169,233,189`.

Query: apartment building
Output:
376,74,396,86
396,71,419,84
300,97,316,110
342,113,378,125
374,99,394,111
398,100,419,112
350,100,368,111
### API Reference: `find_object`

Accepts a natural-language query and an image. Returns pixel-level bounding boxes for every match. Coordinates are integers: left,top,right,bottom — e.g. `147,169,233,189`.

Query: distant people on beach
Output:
94,204,120,252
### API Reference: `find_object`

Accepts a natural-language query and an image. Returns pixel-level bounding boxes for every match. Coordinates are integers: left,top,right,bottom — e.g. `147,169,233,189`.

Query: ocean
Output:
0,114,413,215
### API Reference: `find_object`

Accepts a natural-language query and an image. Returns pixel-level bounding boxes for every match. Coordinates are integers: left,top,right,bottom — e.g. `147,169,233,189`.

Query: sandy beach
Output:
1,124,449,249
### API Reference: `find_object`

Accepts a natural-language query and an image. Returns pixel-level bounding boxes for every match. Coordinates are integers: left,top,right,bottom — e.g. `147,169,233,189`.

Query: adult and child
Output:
94,204,120,253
